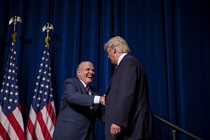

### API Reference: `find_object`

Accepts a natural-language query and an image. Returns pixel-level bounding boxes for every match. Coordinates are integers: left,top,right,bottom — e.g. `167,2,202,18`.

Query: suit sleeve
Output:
63,79,94,106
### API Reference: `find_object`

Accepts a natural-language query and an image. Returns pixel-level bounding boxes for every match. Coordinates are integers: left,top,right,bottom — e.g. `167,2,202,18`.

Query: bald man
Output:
53,61,105,140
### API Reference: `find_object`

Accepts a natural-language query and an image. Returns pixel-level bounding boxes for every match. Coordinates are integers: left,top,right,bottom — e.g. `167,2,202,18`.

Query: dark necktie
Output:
86,86,93,111
86,86,91,95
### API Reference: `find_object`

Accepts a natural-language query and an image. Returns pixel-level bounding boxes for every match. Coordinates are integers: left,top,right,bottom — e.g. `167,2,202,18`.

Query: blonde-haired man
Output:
104,36,153,140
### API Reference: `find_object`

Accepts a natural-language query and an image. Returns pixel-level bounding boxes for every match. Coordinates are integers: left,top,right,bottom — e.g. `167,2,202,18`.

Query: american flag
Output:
0,44,25,140
26,45,56,140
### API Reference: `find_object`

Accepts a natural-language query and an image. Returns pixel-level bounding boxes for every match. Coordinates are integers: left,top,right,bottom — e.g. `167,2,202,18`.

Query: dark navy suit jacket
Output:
105,54,153,140
53,78,104,140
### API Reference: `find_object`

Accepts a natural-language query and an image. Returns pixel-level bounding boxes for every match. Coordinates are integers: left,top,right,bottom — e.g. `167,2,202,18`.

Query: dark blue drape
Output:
0,0,210,140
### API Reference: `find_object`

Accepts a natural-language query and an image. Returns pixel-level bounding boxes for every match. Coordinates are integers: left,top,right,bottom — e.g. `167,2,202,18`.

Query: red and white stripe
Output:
26,102,56,140
0,105,25,140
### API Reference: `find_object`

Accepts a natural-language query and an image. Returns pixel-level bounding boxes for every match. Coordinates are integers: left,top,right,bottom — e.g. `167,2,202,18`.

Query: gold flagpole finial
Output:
9,16,22,45
42,23,54,48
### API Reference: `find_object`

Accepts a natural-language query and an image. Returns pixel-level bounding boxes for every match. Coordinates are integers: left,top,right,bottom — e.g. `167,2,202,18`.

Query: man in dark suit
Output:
104,36,153,140
53,61,105,140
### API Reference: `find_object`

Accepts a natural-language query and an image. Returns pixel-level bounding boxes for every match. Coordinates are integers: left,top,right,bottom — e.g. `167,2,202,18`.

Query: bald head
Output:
76,61,95,85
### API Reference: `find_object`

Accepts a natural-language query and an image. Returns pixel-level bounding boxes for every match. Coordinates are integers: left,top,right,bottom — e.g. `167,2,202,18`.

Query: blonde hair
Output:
104,36,130,53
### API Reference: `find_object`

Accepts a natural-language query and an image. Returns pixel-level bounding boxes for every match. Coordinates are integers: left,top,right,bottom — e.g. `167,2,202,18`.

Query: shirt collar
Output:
117,53,127,65
79,79,87,88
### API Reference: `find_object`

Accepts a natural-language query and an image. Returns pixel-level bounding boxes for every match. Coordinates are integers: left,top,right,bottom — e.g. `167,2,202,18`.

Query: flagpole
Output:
0,16,25,140
26,22,56,140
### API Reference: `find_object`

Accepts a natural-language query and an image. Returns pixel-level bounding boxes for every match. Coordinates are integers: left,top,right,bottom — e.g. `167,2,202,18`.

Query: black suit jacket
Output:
105,54,152,140
53,78,104,140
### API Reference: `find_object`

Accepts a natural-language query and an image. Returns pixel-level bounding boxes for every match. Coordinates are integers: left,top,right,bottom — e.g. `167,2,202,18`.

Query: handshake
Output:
99,95,106,105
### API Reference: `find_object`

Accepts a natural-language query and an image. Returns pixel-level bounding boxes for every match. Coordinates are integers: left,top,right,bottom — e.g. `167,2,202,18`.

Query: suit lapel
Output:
77,78,87,94
105,54,129,96
105,65,119,95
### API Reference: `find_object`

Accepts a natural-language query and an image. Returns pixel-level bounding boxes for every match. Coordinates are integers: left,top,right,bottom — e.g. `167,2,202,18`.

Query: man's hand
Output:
110,123,121,137
99,96,105,105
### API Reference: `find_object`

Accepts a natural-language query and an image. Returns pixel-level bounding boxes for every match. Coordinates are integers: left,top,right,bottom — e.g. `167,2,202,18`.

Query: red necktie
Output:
115,64,118,70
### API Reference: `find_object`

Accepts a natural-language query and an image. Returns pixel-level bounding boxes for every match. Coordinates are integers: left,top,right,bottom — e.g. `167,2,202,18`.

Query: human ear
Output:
77,70,81,78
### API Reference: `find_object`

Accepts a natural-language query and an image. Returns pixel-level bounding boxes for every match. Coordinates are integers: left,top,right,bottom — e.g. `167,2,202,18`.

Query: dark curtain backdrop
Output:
0,0,210,140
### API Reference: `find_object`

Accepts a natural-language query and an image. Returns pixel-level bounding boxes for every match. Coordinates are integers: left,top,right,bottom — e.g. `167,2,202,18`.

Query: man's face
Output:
77,62,95,85
107,45,117,64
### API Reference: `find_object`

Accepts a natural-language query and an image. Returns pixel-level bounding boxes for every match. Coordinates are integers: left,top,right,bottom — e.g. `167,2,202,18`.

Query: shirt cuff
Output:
94,96,100,104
